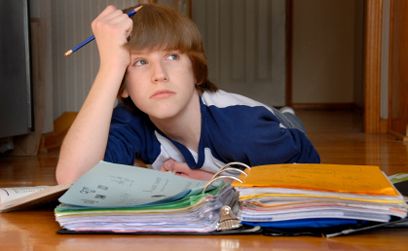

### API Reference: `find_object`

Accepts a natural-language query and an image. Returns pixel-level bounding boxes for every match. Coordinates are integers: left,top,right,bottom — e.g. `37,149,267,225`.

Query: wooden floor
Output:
1,110,407,185
1,110,408,251
299,110,408,175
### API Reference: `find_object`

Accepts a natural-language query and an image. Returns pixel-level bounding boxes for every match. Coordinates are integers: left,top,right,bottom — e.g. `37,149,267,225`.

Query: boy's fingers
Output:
171,162,191,174
161,159,176,172
97,5,119,20
108,13,132,27
105,9,127,23
94,6,114,22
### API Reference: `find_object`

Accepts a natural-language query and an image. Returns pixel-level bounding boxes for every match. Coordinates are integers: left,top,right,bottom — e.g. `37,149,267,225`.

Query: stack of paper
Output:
232,164,408,227
55,161,238,233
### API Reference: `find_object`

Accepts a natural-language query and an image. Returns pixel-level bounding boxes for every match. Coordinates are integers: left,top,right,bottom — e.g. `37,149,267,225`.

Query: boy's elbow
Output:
291,142,320,164
55,163,80,185
301,147,320,163
56,173,71,185
56,170,75,185
310,151,321,163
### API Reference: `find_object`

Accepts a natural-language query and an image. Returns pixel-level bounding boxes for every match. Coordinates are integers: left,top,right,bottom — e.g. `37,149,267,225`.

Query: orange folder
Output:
232,164,399,196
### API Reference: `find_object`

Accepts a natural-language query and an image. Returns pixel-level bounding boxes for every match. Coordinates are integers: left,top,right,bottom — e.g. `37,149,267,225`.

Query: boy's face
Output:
122,49,197,120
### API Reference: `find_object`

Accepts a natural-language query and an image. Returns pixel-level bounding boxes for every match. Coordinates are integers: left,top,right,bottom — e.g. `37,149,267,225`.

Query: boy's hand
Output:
160,159,214,181
92,5,133,72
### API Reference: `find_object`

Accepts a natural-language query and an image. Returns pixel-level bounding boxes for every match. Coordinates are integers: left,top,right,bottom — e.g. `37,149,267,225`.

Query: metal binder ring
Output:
219,162,251,172
211,167,248,180
201,161,251,195
202,175,243,195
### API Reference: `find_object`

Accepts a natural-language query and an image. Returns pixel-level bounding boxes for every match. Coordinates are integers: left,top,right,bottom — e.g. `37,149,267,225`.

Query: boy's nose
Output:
152,62,168,82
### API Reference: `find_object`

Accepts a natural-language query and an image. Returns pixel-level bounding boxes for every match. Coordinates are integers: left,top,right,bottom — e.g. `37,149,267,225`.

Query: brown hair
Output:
119,3,217,99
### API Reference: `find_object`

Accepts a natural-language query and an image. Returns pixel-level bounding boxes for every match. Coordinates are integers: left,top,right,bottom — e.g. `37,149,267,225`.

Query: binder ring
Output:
219,162,251,172
201,161,251,195
202,175,243,195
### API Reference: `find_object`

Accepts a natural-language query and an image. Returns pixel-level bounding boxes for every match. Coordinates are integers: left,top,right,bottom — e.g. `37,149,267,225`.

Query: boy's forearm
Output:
56,67,126,184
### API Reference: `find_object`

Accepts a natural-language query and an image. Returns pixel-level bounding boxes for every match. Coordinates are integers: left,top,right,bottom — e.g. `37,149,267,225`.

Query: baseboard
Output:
291,103,359,111
388,130,408,142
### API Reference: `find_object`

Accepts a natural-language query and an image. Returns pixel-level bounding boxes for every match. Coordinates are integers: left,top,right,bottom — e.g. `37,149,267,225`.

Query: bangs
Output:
126,4,203,53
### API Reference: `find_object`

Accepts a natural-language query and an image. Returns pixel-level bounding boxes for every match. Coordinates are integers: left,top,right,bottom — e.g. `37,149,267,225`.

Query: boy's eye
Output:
134,58,148,66
166,53,179,61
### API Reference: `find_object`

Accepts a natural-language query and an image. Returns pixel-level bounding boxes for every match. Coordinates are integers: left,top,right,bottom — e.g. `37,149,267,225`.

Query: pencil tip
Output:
64,50,73,57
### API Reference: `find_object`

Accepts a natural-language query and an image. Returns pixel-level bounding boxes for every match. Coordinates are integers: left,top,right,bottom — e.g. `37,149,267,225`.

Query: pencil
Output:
64,5,143,57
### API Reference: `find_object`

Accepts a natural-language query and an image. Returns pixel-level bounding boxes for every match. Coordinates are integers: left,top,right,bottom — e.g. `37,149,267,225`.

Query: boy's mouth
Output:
150,90,176,99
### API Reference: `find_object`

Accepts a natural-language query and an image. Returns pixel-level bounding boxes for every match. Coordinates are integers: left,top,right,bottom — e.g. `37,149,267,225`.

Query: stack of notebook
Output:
55,161,240,234
231,163,408,234
55,161,408,236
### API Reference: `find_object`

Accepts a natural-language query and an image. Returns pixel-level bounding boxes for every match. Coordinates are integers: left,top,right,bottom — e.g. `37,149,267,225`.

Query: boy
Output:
56,4,319,184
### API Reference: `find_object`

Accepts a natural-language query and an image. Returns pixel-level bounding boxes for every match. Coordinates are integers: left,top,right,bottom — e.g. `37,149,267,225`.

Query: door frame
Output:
364,0,384,133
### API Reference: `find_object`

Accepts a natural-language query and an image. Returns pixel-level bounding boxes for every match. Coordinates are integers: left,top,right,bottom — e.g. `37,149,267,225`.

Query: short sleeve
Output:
104,105,160,165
